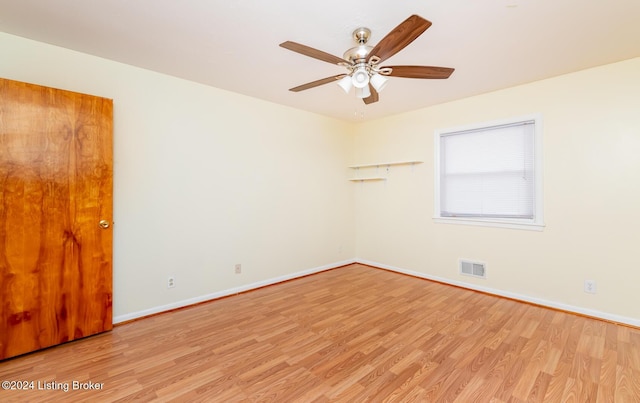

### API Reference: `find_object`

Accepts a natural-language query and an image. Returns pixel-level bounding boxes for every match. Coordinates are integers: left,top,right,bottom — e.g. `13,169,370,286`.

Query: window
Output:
434,115,543,231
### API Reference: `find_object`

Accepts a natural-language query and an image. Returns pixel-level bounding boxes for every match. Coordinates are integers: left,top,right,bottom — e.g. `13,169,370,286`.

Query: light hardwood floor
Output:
1,263,639,402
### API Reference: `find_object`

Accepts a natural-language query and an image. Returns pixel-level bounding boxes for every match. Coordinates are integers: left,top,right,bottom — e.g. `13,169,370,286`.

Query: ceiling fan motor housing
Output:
344,27,372,63
343,46,371,63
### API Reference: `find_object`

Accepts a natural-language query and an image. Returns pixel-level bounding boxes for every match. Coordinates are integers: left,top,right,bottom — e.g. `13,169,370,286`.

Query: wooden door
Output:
0,78,113,360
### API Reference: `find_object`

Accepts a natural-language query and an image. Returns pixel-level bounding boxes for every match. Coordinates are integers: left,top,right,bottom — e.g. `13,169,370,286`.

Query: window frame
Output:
433,114,544,231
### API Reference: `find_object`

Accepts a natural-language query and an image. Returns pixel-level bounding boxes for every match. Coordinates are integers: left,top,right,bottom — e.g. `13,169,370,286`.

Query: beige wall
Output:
0,32,356,322
353,57,640,325
2,31,639,326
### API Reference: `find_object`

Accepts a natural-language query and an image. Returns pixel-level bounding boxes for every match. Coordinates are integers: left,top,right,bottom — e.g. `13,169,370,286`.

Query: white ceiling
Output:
1,1,639,122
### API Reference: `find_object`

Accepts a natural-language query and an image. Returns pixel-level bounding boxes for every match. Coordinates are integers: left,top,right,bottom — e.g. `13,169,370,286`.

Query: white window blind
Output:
439,120,536,220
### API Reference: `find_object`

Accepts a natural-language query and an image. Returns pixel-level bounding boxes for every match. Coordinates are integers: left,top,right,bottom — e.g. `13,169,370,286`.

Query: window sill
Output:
433,217,545,231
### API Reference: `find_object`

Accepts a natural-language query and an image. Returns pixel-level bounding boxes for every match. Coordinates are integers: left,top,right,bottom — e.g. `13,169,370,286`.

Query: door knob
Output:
99,220,111,229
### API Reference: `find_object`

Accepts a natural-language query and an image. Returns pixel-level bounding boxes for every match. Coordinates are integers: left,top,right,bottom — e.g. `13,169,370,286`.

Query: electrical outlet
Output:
584,280,596,294
167,276,175,289
234,264,241,274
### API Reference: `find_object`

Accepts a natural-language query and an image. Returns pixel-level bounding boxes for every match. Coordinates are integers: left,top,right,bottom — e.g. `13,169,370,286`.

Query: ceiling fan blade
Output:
289,74,347,92
386,66,455,79
363,84,379,105
368,15,432,64
280,41,349,65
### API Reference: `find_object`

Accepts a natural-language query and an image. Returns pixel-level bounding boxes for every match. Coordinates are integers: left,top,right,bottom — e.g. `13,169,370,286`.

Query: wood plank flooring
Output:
1,263,639,402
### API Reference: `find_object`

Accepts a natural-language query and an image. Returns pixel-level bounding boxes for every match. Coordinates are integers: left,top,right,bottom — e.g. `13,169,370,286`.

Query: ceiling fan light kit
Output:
337,75,353,94
356,85,371,99
370,73,388,92
351,66,370,89
279,15,455,105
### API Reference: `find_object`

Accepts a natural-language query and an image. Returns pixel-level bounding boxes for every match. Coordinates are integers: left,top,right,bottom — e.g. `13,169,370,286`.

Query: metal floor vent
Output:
460,259,486,279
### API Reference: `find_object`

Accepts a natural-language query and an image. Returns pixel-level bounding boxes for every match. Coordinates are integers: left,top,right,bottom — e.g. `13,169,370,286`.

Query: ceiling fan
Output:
279,15,454,105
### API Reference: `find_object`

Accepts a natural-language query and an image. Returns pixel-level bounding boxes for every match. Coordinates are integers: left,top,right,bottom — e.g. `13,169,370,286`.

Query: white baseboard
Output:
113,258,356,324
357,259,640,328
114,258,639,328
